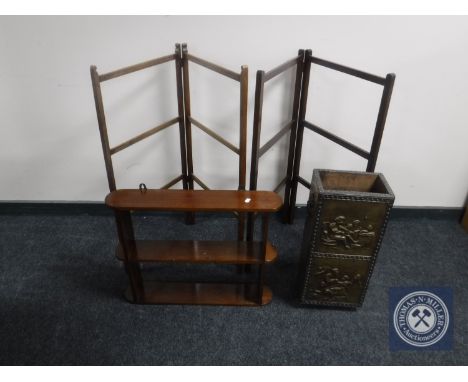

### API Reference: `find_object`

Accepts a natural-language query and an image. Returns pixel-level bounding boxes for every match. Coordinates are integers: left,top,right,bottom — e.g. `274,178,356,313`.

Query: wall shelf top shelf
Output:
105,189,282,212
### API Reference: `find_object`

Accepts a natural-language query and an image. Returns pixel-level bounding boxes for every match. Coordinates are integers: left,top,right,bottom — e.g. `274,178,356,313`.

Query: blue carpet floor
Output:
0,212,466,365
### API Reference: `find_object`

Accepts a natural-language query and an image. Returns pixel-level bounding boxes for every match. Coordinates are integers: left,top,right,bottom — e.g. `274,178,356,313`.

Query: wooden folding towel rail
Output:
248,49,395,239
91,43,248,237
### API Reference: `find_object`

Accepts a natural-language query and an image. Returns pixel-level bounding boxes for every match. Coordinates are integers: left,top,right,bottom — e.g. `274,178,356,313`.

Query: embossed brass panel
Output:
298,169,394,308
317,200,387,257
303,254,371,306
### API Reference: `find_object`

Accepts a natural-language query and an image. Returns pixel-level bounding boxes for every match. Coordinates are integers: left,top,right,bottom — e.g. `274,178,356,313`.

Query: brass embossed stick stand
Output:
91,44,282,306
298,169,394,308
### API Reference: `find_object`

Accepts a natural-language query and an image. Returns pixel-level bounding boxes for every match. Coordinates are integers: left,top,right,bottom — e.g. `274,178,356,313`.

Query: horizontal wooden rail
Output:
264,56,300,82
310,56,386,86
189,117,240,155
99,54,176,82
303,120,370,159
258,121,293,158
110,117,179,155
161,174,184,189
273,177,287,193
187,54,241,82
297,176,312,189
192,174,210,190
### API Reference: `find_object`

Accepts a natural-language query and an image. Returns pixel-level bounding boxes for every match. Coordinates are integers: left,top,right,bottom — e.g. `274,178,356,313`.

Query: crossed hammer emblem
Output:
411,308,432,328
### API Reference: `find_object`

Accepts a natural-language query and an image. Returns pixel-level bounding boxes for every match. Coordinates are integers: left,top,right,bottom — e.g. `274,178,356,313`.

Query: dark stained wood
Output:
238,65,249,242
303,120,370,159
181,44,195,225
187,54,241,82
114,210,144,302
192,174,210,190
311,56,386,85
287,50,312,223
264,56,300,82
283,50,305,223
367,73,396,172
249,71,265,193
237,210,246,245
99,54,176,82
115,240,278,264
110,117,179,155
182,44,195,193
90,65,116,191
247,70,265,241
297,176,312,189
106,189,283,212
161,174,184,189
257,213,269,304
124,282,273,306
273,176,287,193
258,120,293,158
175,43,189,192
181,45,248,230
239,65,248,189
189,117,240,154
462,207,468,232
282,53,393,222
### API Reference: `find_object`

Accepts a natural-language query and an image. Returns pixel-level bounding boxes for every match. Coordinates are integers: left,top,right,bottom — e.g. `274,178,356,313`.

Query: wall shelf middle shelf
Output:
115,240,278,264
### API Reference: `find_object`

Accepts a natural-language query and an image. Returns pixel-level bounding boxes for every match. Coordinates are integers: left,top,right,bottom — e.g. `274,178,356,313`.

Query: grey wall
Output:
1,16,467,206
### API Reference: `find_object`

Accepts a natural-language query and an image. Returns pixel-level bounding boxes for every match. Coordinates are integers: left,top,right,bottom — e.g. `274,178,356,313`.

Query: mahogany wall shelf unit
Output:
90,44,271,306
105,189,282,306
248,49,395,239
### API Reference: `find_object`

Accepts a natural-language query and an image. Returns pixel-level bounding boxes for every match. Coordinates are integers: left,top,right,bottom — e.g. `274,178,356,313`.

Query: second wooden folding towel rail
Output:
248,49,395,241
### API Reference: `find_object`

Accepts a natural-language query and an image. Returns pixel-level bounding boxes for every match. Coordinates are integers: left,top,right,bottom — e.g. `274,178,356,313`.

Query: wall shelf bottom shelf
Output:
124,281,273,306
